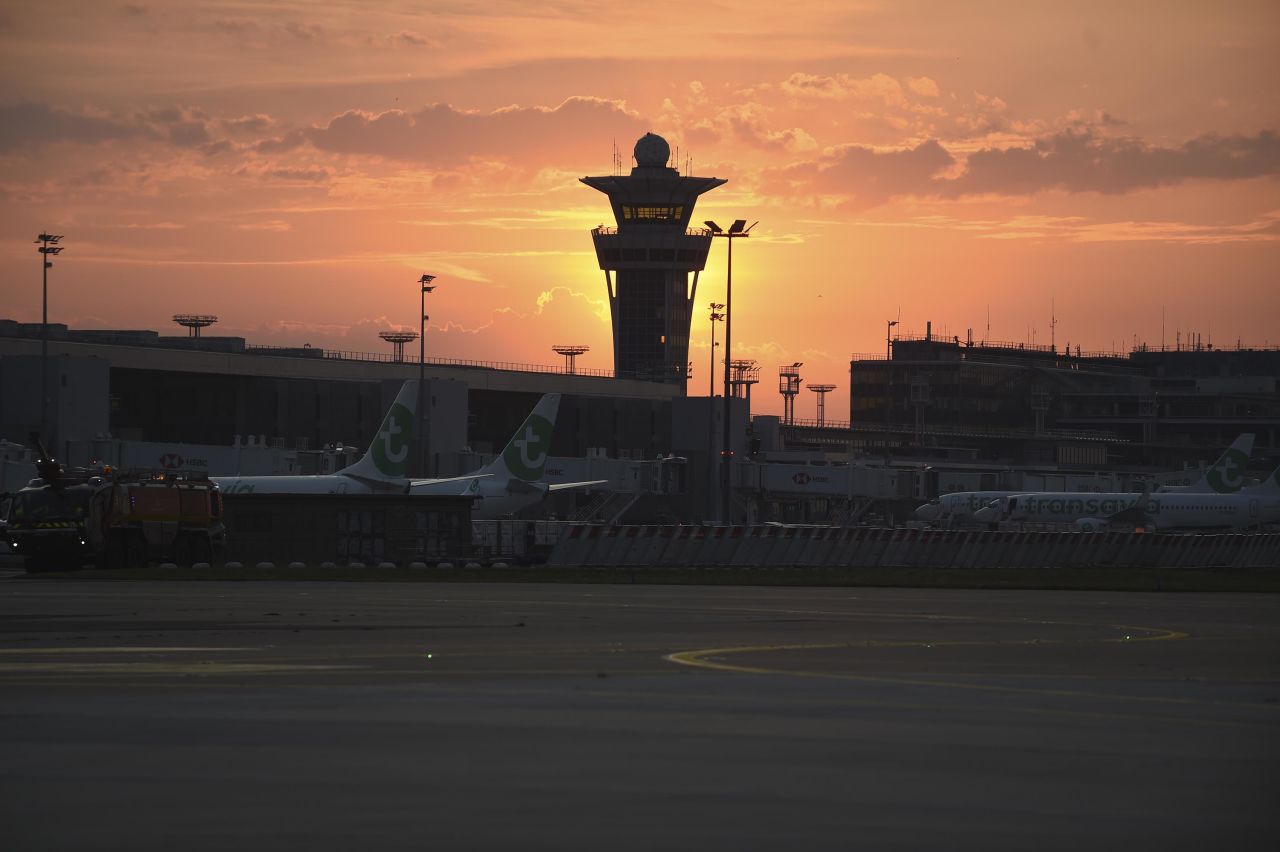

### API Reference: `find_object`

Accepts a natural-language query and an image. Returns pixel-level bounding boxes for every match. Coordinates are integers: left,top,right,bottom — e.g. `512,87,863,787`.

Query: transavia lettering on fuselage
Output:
1014,494,1172,518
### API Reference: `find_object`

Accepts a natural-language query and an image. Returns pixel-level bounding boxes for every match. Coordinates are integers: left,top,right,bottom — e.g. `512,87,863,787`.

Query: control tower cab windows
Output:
621,205,684,222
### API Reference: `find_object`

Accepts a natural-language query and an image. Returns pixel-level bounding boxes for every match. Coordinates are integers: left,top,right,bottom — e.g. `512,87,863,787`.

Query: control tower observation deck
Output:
581,133,726,391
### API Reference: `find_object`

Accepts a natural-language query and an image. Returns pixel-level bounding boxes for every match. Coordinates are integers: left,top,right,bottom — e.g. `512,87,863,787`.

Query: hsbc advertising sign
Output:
159,453,208,470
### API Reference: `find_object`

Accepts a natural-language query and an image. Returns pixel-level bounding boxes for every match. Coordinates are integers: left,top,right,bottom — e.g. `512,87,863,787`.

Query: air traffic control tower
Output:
582,133,726,390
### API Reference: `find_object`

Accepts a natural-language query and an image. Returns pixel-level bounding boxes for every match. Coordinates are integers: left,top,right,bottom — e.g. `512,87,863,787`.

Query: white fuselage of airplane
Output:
1146,492,1280,530
986,490,1280,530
915,491,1019,523
215,474,404,496
217,474,539,518
991,492,1144,524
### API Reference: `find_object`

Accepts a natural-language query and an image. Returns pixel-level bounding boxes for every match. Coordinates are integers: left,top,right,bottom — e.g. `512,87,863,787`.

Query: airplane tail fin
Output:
1179,434,1254,494
477,394,561,484
338,381,419,481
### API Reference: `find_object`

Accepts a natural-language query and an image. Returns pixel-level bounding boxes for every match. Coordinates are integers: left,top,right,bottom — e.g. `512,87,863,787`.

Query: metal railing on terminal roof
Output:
850,349,1140,372
876,335,1132,360
852,345,1280,363
783,418,1121,442
888,333,1058,352
245,344,616,378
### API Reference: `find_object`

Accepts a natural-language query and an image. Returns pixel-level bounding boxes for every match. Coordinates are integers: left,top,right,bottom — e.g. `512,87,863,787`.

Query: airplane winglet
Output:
408,473,494,487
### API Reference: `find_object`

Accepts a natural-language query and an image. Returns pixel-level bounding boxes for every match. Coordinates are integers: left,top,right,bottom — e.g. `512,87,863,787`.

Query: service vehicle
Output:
6,441,225,572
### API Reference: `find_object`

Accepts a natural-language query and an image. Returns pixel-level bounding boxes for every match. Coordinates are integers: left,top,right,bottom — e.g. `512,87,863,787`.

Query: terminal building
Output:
0,316,738,523
834,326,1279,470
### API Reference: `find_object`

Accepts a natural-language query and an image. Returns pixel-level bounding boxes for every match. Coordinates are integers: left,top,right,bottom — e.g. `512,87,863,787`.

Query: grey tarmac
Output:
2,579,1277,851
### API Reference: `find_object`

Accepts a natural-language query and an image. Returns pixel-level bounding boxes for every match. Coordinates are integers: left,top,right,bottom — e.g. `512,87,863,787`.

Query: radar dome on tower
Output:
633,132,671,167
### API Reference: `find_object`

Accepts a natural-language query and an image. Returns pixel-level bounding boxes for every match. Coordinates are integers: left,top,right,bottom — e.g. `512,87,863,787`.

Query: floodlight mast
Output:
706,219,756,525
379,330,418,362
419,274,437,477
886,318,899,434
552,344,590,374
779,362,803,425
35,233,64,446
707,303,725,507
809,383,837,427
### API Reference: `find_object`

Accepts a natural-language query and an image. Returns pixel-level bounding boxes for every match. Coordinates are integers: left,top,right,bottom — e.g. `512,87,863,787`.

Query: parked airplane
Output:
216,381,446,496
914,434,1256,524
1142,475,1280,530
913,491,1012,524
411,393,604,517
975,462,1280,531
214,383,601,518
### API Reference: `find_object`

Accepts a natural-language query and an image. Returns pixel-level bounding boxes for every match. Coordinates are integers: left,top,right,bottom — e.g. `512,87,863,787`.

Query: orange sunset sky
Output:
1,1,1277,418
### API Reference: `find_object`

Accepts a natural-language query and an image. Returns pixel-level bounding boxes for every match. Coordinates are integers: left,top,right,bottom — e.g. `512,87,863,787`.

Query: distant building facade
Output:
844,329,1280,469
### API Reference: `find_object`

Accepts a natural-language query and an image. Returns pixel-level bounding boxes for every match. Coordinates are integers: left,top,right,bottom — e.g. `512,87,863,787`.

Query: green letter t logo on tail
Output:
372,402,413,478
503,413,552,482
1207,447,1249,494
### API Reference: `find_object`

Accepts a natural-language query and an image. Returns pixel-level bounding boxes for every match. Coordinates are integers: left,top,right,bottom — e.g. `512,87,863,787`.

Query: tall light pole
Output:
707,303,725,518
35,233,64,445
885,318,898,439
418,274,437,477
706,219,756,525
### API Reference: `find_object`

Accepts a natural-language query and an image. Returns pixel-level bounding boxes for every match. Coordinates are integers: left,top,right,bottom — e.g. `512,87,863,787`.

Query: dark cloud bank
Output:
3,101,1276,206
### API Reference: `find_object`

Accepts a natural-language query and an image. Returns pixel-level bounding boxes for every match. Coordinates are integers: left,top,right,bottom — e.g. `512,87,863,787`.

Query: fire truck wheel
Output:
126,535,148,569
23,556,49,574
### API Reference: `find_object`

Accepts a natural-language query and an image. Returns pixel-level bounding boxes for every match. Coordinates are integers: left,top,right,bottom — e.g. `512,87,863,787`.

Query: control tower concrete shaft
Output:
581,133,726,390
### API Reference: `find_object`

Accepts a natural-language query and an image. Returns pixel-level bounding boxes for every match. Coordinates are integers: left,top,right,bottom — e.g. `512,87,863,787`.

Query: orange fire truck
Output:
5,443,225,572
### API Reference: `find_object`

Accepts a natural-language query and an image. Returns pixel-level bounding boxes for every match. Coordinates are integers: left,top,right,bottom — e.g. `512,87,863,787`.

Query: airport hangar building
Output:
0,321,728,471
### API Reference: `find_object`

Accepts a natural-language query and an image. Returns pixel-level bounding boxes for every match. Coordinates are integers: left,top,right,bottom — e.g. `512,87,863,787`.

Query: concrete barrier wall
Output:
545,525,1280,570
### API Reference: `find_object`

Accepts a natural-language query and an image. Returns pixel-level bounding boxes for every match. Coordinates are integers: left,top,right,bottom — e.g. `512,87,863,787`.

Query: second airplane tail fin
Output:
477,394,561,484
1176,433,1254,494
338,380,419,482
